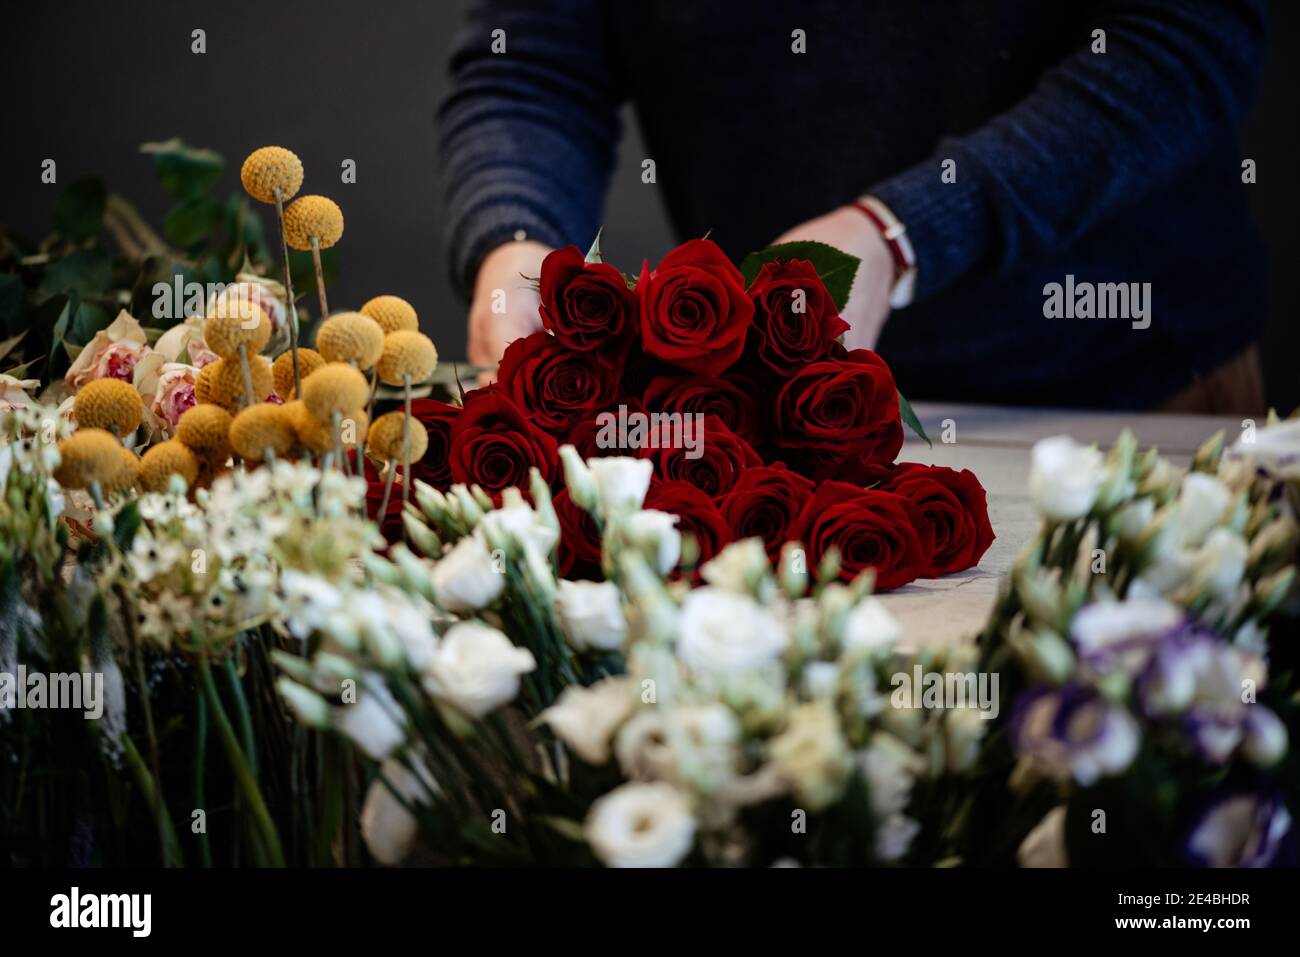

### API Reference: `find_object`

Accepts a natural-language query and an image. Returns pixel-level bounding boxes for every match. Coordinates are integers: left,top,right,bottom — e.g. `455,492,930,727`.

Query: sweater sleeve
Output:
869,0,1267,303
438,0,623,298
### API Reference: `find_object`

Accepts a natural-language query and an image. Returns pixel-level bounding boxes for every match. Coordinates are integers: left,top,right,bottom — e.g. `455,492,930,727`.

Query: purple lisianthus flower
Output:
1069,598,1184,676
1010,684,1140,786
1137,624,1279,764
1184,792,1294,867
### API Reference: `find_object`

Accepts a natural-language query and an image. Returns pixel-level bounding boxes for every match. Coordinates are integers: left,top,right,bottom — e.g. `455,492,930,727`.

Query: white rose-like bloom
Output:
669,703,742,794
1188,527,1248,603
477,500,558,560
700,538,769,593
422,622,536,718
677,588,787,674
360,757,437,866
841,597,903,654
1178,472,1231,548
1028,435,1105,521
430,535,504,613
333,679,406,761
555,580,626,653
1017,806,1068,868
541,676,637,764
588,456,653,515
615,707,678,782
620,509,682,575
769,702,852,811
585,781,697,868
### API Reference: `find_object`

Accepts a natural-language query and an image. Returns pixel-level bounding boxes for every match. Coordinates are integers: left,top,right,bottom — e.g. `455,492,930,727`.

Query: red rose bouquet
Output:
422,235,992,590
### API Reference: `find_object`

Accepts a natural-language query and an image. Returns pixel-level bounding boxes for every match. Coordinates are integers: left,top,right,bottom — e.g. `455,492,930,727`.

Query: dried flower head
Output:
284,195,344,250
376,330,438,386
290,401,369,454
360,295,419,334
54,428,128,491
300,362,368,420
272,347,324,398
72,378,144,436
176,403,234,460
229,402,298,461
240,146,305,205
366,411,428,463
201,356,275,409
139,439,199,492
315,312,385,368
203,303,272,359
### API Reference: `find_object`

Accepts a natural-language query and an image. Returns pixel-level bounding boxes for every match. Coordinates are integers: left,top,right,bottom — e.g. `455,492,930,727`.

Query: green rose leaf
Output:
141,138,225,200
740,240,860,311
898,390,931,447
53,176,108,242
164,195,225,249
39,248,112,301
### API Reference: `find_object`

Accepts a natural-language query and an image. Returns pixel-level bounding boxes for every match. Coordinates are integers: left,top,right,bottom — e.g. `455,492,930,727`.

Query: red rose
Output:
366,479,405,546
408,398,460,490
637,239,754,376
496,331,621,435
878,463,995,576
649,415,761,497
797,418,906,482
747,258,849,373
564,398,653,460
774,348,900,462
794,481,931,590
538,245,638,351
642,373,762,443
718,466,814,561
554,488,602,579
644,478,733,567
448,390,559,497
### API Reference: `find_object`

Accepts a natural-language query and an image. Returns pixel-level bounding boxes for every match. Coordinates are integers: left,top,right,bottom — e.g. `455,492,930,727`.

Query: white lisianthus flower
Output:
429,535,504,613
700,538,769,593
1178,473,1231,548
558,444,598,512
1224,418,1300,479
668,703,742,794
360,756,438,866
1069,597,1183,673
620,509,682,575
615,707,678,782
769,702,852,811
333,679,406,761
1115,497,1156,543
1017,806,1068,868
541,676,637,764
422,622,536,718
1187,527,1248,603
944,706,989,773
1028,436,1105,521
841,597,903,654
555,580,626,653
858,733,921,818
477,499,558,560
588,456,654,515
585,781,697,868
677,588,787,674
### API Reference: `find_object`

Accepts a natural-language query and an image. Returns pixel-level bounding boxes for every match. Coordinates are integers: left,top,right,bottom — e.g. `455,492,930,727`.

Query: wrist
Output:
850,197,917,309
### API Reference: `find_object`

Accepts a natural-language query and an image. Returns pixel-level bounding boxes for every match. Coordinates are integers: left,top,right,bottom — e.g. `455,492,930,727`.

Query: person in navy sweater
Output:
438,1,1268,412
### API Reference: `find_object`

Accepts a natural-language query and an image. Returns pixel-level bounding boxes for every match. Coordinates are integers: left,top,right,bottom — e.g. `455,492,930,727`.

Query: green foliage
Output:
740,239,859,311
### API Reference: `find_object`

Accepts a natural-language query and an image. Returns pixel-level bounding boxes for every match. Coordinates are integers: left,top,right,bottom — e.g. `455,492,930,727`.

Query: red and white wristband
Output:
850,197,917,309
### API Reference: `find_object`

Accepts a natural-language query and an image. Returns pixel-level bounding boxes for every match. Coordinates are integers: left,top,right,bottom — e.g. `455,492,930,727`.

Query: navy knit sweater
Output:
438,0,1268,409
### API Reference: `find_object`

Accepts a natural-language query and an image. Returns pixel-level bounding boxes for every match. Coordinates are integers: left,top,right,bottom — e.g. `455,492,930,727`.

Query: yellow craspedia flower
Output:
194,452,232,491
300,362,368,420
53,429,128,491
203,302,272,359
272,347,324,398
139,440,199,492
360,295,419,333
366,411,428,463
288,400,368,453
315,312,384,368
202,356,275,410
176,403,234,460
284,195,344,251
73,378,144,436
229,402,297,461
376,330,438,386
240,146,304,205
107,447,141,495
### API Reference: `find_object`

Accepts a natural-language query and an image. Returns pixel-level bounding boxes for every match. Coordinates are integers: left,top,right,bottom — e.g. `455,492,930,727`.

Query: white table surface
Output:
879,402,1243,646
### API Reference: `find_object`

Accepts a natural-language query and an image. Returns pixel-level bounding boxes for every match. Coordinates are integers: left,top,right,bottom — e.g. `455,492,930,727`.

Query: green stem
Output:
198,656,285,867
193,692,212,867
122,735,183,866
224,655,258,782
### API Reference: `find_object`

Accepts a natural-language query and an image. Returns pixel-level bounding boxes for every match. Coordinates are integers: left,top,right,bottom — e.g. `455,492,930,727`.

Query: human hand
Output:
467,239,553,379
771,206,895,351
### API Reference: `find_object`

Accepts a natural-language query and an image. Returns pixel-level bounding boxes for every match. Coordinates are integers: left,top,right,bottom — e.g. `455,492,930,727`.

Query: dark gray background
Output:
3,0,1296,409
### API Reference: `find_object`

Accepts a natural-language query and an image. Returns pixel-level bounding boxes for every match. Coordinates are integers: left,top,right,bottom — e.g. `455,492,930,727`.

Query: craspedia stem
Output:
274,187,303,398
238,343,256,410
402,374,413,514
331,409,344,474
378,458,397,521
311,236,329,322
